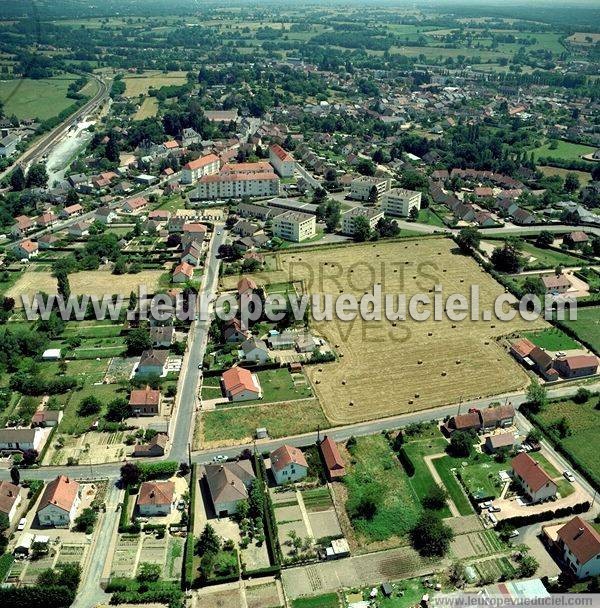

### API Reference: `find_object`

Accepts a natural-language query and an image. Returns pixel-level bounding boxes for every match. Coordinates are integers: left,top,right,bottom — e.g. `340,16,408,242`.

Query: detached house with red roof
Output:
15,239,38,259
319,436,345,481
557,516,600,578
0,480,21,523
511,452,557,503
269,144,296,178
270,445,308,485
129,386,161,416
137,481,175,516
37,475,80,527
172,261,194,283
221,366,262,402
122,196,148,214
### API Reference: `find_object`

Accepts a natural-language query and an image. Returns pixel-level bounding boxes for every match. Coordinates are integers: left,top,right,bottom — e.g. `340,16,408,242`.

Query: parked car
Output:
17,518,26,531
489,505,501,513
563,470,575,482
176,499,186,511
509,530,520,538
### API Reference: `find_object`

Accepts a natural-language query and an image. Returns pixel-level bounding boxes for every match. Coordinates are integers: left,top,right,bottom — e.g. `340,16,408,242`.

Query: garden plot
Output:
197,587,243,608
245,581,282,608
164,537,184,580
450,530,506,560
138,536,167,570
105,356,139,382
223,239,544,425
473,556,516,582
55,542,89,566
111,535,141,578
45,431,127,466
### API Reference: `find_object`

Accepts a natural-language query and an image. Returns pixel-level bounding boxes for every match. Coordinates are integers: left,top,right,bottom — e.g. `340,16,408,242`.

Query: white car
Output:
17,518,27,531
176,500,186,511
480,500,492,509
563,470,575,482
509,530,520,538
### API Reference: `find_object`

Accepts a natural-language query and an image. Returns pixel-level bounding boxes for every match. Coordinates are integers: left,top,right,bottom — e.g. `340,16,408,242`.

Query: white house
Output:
37,476,80,527
239,337,270,363
205,461,256,517
137,481,175,516
557,516,600,579
0,480,21,523
270,445,308,485
511,452,557,503
269,144,295,178
0,427,43,452
381,188,422,217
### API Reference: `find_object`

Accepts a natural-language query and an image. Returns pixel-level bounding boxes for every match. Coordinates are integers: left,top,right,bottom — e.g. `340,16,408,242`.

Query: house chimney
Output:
150,490,155,498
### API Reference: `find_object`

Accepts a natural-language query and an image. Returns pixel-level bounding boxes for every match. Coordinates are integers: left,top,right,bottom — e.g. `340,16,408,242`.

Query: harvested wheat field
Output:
7,269,164,304
222,238,546,425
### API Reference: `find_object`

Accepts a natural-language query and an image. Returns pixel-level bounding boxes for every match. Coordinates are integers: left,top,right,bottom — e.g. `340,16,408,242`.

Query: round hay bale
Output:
441,371,447,376
417,359,423,364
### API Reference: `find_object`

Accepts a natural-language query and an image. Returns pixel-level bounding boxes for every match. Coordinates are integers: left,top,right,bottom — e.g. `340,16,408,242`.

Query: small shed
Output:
256,427,268,439
42,348,61,360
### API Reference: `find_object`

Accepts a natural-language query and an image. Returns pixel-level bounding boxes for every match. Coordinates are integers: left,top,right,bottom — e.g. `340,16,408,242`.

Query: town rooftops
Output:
343,206,383,219
138,481,175,506
451,411,481,430
62,203,84,215
19,239,38,253
511,452,555,492
567,231,588,243
37,475,79,513
184,154,219,171
557,516,600,566
182,222,207,234
529,346,554,371
274,209,314,223
0,480,19,515
270,445,308,472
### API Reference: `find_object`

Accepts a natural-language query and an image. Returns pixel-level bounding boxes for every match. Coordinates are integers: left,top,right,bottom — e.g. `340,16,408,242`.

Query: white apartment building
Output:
381,188,422,217
272,210,316,242
350,176,392,202
194,171,280,200
269,144,296,178
181,153,220,184
341,207,384,235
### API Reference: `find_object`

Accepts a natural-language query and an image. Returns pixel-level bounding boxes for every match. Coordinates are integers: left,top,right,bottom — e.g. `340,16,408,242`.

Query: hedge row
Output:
0,554,14,583
138,461,178,481
118,486,135,533
396,446,416,477
182,463,197,590
499,501,590,530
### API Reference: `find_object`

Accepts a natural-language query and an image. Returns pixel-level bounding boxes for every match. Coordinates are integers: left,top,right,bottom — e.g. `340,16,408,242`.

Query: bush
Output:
138,461,178,481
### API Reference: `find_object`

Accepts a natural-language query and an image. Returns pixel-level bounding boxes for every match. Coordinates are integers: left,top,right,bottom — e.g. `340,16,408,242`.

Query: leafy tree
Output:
491,243,521,273
120,462,140,486
26,164,48,188
356,159,375,176
248,480,264,520
535,231,554,248
78,396,101,416
422,485,449,510
448,431,474,457
409,206,419,221
522,276,545,299
0,512,8,532
352,215,371,242
125,327,152,355
323,199,341,233
375,217,400,238
105,135,120,163
517,554,539,577
10,465,20,485
526,379,547,412
105,398,132,422
410,511,454,557
563,173,580,194
196,523,221,556
74,508,97,533
22,449,38,465
10,166,26,191
573,387,591,404
65,189,79,206
136,562,161,582
456,227,480,253
400,170,428,191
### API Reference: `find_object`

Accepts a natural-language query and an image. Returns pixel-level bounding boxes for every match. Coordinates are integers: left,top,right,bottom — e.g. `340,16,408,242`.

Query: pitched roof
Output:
529,346,553,371
557,354,598,371
182,222,207,234
558,516,600,565
486,432,516,449
173,261,194,278
129,386,161,406
184,153,219,171
542,274,571,290
37,475,79,514
451,411,481,430
19,239,38,253
0,427,39,443
221,366,260,396
0,480,19,515
270,143,294,162
511,338,536,358
270,445,308,472
205,461,255,504
238,276,257,295
511,452,556,492
139,349,169,368
481,404,515,425
320,436,345,474
138,481,175,506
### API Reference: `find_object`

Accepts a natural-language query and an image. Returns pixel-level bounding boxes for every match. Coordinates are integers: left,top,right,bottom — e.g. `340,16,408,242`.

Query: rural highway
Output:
0,73,110,182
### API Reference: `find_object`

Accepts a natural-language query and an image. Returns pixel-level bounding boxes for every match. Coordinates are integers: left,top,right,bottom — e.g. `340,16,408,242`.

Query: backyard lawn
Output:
255,369,313,403
431,456,474,516
292,593,340,608
519,242,583,269
522,328,580,352
532,140,597,162
558,306,600,354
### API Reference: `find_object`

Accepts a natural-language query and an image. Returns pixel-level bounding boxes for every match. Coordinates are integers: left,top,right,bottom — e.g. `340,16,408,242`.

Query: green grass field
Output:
522,328,580,351
0,75,81,121
344,435,421,543
417,209,446,228
256,369,313,402
292,593,340,608
558,306,600,354
519,242,583,269
432,456,475,516
532,140,596,162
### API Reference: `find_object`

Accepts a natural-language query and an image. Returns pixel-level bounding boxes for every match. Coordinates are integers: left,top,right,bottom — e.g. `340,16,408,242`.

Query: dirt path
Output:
423,453,461,517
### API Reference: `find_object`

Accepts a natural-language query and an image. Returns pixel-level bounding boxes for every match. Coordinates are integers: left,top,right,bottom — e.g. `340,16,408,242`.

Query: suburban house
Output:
239,337,270,363
270,445,308,485
269,144,296,177
512,208,536,225
511,452,557,503
129,386,161,416
480,404,515,431
31,410,63,427
444,411,481,434
295,333,319,353
36,476,81,527
541,273,571,295
232,220,259,238
320,436,345,481
0,427,43,452
0,133,19,157
11,215,34,237
204,461,256,517
223,317,250,343
122,197,148,214
272,210,316,242
59,203,83,219
237,276,258,298
68,221,91,238
181,243,201,267
221,366,262,401
15,239,38,259
137,481,175,516
182,222,207,243
132,433,168,458
341,207,384,235
95,207,118,224
554,354,598,378
381,188,422,217
137,349,169,376
181,153,220,184
484,432,516,453
172,261,194,283
349,176,392,202
36,212,58,228
529,347,560,381
556,516,600,579
0,480,21,523
510,338,536,362
564,231,588,247
149,325,174,348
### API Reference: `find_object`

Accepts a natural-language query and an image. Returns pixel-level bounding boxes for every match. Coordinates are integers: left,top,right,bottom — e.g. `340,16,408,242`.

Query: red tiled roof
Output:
320,436,345,477
511,338,535,358
137,481,174,506
173,262,194,278
37,475,79,513
451,411,480,430
270,143,293,162
0,480,19,515
221,367,259,397
511,452,555,493
270,445,307,472
558,516,600,565
558,354,598,371
184,154,219,171
237,276,257,295
129,386,160,407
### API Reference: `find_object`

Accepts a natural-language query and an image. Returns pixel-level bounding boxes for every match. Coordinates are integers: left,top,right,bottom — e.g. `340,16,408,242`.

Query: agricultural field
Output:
133,96,158,120
538,166,592,187
522,327,580,351
532,140,597,162
223,239,544,425
123,70,189,97
6,269,164,304
533,398,600,487
0,75,83,121
558,306,600,354
198,399,329,447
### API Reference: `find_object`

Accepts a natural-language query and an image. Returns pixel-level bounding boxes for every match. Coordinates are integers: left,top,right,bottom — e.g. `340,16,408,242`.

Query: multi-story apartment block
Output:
272,210,316,242
381,188,422,217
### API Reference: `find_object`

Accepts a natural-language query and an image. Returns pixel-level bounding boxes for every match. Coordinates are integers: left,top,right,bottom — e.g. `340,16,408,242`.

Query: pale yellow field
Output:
538,166,591,186
7,269,164,304
222,238,546,425
124,71,188,97
133,96,158,120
